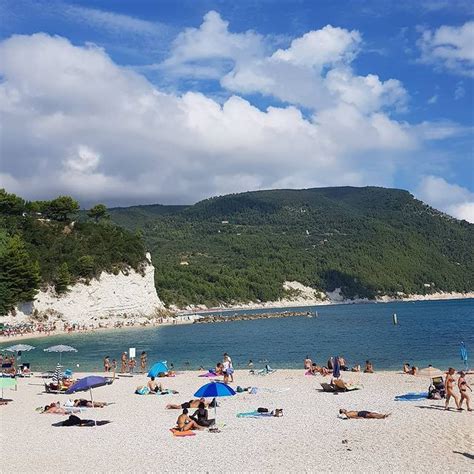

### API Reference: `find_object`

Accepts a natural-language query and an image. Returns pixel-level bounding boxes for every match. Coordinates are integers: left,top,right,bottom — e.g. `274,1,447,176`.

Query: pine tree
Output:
87,204,109,223
55,262,71,294
0,235,40,314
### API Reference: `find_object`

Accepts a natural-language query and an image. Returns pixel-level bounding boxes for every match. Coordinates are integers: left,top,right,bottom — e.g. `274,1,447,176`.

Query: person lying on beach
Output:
73,399,108,408
351,364,361,372
403,363,411,374
364,361,374,373
176,408,203,432
58,414,111,427
190,402,215,427
166,397,210,410
310,363,330,376
339,409,390,419
42,402,68,414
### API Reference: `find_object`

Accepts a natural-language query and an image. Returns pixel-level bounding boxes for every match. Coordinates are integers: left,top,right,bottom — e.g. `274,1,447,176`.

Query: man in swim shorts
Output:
339,409,389,419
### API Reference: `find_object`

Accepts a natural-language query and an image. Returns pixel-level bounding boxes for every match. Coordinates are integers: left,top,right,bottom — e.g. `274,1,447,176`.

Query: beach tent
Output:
148,361,168,378
194,381,236,422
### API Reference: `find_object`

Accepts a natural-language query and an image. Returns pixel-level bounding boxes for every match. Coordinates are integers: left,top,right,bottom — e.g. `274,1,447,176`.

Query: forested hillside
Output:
0,190,146,314
110,187,474,307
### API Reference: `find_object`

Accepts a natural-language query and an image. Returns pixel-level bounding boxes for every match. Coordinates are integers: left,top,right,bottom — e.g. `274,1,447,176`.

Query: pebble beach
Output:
1,370,472,473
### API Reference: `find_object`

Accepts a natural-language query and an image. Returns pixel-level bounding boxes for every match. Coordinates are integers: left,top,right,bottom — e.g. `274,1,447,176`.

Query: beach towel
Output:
237,411,274,418
170,428,196,437
305,370,315,376
198,372,218,378
394,392,428,401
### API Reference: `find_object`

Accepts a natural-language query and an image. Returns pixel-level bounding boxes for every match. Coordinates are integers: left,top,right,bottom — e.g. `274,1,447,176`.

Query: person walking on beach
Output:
445,367,460,410
140,351,147,373
458,371,472,411
121,352,128,373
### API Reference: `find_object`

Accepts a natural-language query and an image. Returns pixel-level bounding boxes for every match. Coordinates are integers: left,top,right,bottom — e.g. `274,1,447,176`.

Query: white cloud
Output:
0,20,467,207
454,81,465,100
418,21,474,76
417,176,474,222
427,94,438,104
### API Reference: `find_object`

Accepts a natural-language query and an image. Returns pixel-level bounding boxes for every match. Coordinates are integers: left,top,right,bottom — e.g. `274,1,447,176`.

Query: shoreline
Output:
2,294,472,344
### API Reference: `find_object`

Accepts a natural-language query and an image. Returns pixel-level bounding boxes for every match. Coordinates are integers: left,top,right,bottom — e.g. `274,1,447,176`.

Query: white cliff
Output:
8,253,165,325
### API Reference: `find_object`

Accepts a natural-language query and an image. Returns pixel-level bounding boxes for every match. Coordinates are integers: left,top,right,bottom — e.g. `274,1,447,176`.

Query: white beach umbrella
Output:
5,344,36,353
417,366,443,378
44,345,78,365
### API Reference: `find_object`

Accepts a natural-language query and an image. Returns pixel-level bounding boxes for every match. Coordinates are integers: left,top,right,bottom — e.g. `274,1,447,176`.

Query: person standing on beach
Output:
223,352,234,383
103,356,111,372
444,367,460,410
140,351,147,373
121,352,128,373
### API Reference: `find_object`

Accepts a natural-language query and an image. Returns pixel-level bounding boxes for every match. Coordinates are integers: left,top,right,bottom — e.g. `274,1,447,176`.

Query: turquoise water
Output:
1,299,473,372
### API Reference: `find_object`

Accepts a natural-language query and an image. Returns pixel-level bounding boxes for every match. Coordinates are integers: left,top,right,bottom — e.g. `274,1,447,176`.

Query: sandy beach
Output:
1,370,472,473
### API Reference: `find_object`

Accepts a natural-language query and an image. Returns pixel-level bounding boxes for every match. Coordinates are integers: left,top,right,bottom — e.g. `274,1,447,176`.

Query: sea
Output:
1,299,473,372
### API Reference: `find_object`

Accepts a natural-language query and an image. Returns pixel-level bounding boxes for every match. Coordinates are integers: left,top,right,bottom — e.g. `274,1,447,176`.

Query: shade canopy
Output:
44,345,77,353
5,344,35,352
148,361,168,378
194,381,236,398
418,367,443,377
65,376,109,394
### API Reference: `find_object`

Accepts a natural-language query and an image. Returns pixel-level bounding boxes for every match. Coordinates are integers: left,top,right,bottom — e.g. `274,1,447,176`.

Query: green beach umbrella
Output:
0,377,17,400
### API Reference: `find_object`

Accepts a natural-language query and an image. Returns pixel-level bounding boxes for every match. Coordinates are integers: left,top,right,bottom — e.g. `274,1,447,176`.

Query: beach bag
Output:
135,386,150,395
236,386,244,393
257,407,269,413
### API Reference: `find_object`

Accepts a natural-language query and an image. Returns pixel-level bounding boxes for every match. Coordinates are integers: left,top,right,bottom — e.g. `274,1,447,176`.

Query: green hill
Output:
109,186,474,307
0,190,146,315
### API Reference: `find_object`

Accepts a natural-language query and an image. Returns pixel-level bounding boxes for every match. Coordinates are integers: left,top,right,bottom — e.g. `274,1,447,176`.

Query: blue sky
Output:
0,0,473,220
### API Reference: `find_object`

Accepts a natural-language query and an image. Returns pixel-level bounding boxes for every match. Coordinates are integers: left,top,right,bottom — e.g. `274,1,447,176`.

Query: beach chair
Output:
44,382,68,394
428,376,445,399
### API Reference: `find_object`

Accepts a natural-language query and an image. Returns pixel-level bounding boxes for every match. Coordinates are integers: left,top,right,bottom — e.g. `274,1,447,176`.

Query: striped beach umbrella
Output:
51,364,62,386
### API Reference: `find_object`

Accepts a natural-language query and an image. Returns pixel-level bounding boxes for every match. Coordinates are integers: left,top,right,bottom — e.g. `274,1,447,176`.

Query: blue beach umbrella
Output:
460,342,468,370
66,376,111,426
332,356,340,379
148,361,168,378
194,381,236,420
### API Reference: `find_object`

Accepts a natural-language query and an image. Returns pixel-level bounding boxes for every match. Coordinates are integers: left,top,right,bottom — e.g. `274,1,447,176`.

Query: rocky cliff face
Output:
10,253,165,324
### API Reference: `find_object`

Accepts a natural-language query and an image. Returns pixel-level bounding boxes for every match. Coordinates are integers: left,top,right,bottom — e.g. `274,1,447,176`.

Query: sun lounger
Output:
44,382,68,394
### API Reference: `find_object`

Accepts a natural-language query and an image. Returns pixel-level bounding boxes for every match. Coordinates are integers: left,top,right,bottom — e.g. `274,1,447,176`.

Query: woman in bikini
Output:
458,371,472,411
444,367,460,410
176,408,203,431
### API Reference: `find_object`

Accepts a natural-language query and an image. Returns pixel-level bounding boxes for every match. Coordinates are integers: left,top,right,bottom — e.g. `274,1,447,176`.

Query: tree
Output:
77,255,95,278
43,196,80,221
0,189,26,215
87,204,109,223
55,262,71,294
0,235,40,314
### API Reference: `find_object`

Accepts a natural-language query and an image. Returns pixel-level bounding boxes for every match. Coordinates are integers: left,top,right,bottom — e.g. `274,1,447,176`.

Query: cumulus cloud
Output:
0,15,467,207
417,176,474,222
418,21,474,76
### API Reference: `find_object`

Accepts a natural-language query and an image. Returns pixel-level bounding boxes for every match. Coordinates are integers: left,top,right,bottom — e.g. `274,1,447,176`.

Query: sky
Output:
0,0,473,221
